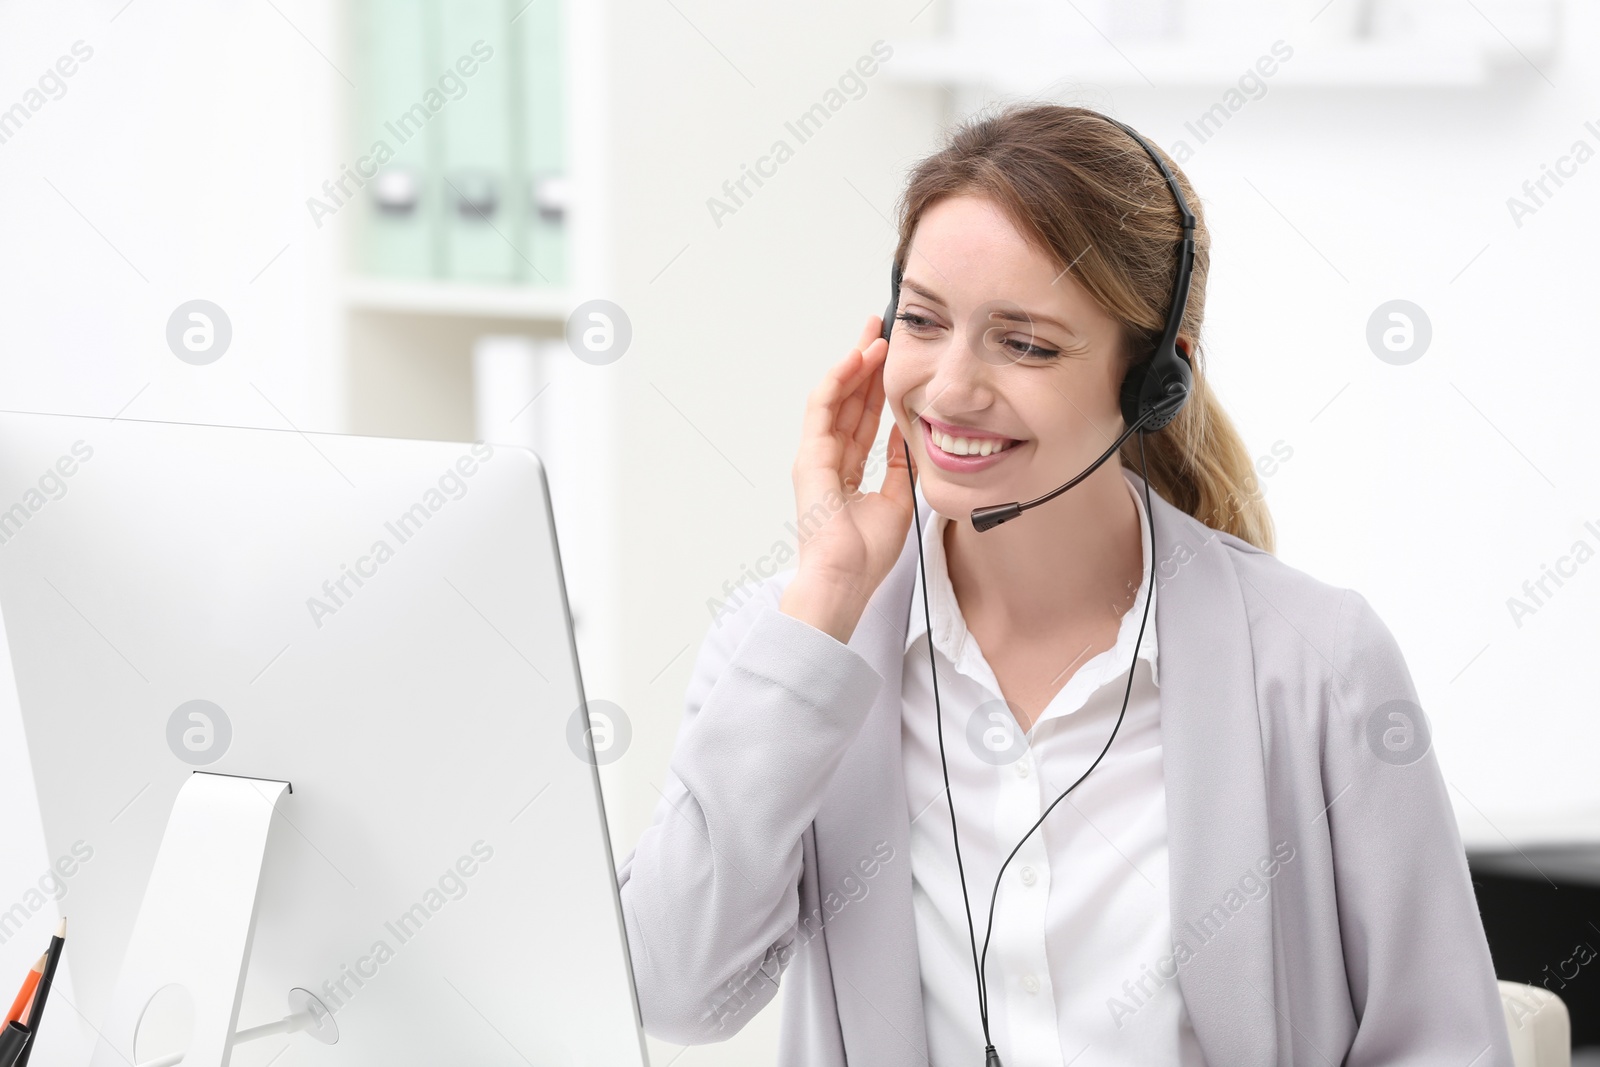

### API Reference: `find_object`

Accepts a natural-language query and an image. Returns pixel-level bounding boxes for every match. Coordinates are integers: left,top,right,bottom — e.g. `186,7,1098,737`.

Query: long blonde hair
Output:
892,104,1275,552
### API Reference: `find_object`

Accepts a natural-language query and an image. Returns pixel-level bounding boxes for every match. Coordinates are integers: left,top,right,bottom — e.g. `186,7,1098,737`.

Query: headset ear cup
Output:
1120,362,1149,431
1123,348,1194,432
1155,348,1194,428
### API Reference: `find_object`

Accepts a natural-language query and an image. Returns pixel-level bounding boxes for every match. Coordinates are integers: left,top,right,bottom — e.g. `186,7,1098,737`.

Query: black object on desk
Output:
0,1021,31,1067
1469,845,1600,1047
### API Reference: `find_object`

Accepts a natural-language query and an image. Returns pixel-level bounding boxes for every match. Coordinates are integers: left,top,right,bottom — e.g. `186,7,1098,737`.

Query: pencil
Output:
0,1020,30,1067
13,918,63,1067
3,957,43,1026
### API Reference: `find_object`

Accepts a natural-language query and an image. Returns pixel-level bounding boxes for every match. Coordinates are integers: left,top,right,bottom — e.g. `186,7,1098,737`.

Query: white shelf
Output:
343,277,575,322
884,37,1527,90
888,0,1559,91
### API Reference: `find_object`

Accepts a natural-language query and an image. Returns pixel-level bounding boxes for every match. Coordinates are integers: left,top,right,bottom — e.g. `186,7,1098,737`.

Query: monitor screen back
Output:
0,412,647,1066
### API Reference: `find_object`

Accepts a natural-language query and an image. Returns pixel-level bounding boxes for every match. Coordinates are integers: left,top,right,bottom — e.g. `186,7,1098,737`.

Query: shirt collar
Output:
904,468,1160,689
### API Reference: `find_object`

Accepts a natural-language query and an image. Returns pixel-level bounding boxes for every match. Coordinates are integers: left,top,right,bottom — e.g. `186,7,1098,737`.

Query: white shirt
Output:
901,470,1206,1067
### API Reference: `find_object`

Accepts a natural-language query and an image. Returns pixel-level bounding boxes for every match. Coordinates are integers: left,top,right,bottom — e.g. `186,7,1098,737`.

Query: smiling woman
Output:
619,103,1513,1067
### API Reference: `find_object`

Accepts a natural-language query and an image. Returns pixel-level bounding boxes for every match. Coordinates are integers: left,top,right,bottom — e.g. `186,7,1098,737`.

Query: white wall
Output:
2,0,1597,1063
0,0,345,431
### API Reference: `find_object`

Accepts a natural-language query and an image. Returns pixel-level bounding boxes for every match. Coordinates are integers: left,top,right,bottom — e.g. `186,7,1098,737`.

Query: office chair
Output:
1501,980,1572,1067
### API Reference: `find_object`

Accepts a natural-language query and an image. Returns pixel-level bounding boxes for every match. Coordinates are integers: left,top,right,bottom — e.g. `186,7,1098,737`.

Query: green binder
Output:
354,0,436,279
513,0,567,287
352,0,566,287
439,0,515,282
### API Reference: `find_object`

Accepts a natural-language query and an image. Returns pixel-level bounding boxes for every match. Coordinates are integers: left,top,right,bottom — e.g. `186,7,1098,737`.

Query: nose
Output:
918,322,999,416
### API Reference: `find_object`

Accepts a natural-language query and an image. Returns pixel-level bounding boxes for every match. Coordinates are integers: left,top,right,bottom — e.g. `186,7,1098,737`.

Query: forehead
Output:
904,193,1100,320
910,194,1050,273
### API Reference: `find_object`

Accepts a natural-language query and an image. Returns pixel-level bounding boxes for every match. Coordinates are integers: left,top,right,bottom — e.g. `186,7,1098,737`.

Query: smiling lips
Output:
917,414,1021,472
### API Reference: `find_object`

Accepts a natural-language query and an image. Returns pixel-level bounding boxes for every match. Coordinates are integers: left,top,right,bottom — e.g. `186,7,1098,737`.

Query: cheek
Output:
882,346,917,419
1016,387,1091,449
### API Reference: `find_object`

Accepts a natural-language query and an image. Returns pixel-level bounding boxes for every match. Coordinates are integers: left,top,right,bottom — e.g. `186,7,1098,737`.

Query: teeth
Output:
929,422,1013,457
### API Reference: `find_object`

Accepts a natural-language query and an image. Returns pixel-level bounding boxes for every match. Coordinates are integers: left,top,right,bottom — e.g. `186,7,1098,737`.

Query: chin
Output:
920,481,1004,520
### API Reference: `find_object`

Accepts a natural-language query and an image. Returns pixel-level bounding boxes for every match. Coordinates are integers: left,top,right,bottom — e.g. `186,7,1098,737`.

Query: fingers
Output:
834,336,886,439
800,348,860,448
804,331,886,455
842,352,886,473
839,340,891,493
854,314,883,354
836,334,888,413
810,325,884,424
839,317,888,405
856,354,887,450
798,323,892,498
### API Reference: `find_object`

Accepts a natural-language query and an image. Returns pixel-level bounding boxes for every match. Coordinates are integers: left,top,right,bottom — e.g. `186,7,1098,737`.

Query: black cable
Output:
906,451,989,1041
906,417,1159,1064
974,429,1157,1027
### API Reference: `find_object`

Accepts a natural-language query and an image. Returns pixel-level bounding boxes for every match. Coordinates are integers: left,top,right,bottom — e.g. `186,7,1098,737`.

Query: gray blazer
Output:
617,469,1513,1065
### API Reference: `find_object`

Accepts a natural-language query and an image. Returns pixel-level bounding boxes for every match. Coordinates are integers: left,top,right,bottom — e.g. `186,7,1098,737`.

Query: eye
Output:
982,324,1060,360
1000,334,1060,360
895,311,940,334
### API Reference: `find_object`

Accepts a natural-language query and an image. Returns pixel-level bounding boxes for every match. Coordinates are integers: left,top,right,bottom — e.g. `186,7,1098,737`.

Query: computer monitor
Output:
0,411,648,1066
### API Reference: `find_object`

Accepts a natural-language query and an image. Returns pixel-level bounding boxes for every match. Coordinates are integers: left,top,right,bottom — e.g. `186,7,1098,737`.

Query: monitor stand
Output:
89,773,339,1067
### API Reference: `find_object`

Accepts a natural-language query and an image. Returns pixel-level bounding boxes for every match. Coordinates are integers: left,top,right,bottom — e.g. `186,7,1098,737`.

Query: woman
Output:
617,105,1511,1066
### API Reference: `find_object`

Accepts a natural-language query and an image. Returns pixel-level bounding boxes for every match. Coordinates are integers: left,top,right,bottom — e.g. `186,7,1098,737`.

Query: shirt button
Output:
1020,865,1037,887
1022,974,1040,994
1014,759,1030,778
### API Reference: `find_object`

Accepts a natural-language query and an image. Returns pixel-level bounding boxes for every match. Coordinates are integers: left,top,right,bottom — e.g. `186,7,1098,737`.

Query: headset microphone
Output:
881,112,1197,1066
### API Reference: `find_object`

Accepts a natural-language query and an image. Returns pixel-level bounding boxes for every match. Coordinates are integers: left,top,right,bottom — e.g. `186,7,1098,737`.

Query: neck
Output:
941,461,1144,635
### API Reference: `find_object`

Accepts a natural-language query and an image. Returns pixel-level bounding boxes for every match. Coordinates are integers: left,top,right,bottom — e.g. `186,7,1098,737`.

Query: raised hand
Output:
778,315,916,644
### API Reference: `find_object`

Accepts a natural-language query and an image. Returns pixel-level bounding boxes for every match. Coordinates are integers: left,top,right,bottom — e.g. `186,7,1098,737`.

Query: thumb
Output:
879,421,917,509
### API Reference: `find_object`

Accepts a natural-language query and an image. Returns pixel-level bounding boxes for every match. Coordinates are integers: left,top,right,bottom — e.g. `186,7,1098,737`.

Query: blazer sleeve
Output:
615,573,885,1045
1323,589,1514,1066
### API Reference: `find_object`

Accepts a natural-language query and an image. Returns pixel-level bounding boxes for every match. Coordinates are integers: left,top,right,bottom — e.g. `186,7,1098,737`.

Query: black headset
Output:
881,111,1196,1067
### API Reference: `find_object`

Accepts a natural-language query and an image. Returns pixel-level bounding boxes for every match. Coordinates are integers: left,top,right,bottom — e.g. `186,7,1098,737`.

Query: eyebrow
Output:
900,276,1076,334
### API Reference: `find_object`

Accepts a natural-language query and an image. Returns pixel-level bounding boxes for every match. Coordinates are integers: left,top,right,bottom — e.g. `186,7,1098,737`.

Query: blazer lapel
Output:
1141,471,1279,1065
811,490,930,1066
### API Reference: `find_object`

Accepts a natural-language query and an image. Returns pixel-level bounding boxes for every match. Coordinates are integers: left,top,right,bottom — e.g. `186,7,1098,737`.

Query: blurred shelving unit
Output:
339,0,595,444
886,0,1562,96
344,277,574,321
887,39,1528,90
